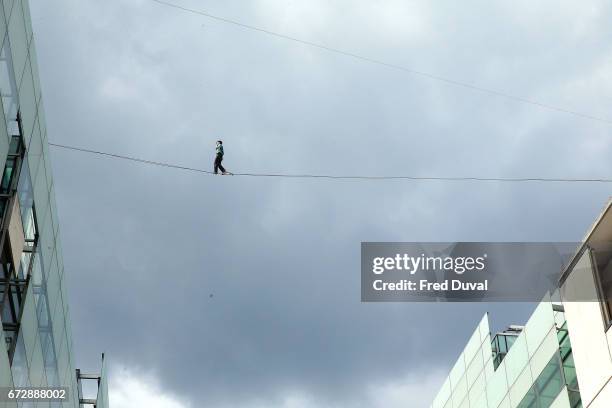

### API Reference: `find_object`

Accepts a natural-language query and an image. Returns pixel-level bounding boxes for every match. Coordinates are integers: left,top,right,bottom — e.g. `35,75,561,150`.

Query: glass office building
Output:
430,296,580,408
431,200,612,408
0,1,108,407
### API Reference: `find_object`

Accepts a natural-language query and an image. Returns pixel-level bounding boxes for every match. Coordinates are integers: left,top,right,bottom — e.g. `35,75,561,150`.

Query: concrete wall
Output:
562,249,612,408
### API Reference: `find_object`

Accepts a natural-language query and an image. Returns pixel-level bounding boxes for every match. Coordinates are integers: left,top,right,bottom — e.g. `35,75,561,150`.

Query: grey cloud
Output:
28,0,612,406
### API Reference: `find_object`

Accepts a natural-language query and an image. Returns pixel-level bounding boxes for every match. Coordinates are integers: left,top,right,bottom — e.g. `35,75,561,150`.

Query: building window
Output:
490,328,521,369
0,33,19,136
0,116,39,364
587,245,612,330
0,261,27,362
517,353,573,408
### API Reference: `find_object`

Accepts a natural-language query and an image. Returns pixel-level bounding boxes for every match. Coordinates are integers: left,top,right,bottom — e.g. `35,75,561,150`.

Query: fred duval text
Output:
372,279,488,292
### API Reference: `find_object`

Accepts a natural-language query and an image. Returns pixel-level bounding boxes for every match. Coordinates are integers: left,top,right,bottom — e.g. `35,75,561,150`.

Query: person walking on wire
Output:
214,140,230,175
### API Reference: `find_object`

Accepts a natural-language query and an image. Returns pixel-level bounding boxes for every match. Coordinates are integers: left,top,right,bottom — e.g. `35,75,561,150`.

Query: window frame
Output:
587,246,612,332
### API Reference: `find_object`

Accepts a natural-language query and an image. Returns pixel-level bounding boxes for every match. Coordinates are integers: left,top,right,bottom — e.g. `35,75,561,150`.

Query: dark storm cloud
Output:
28,0,612,406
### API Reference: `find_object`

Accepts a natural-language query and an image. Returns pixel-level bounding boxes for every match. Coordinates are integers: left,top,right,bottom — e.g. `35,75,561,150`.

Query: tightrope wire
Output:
49,142,612,183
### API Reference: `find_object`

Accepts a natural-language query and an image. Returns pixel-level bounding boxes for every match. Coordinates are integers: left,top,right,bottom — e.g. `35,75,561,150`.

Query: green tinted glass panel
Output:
517,354,564,408
0,156,15,192
517,387,537,408
562,353,578,391
8,135,19,153
536,356,563,407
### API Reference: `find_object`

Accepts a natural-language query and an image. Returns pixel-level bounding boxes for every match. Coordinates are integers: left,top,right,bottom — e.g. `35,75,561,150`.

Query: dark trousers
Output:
214,155,226,174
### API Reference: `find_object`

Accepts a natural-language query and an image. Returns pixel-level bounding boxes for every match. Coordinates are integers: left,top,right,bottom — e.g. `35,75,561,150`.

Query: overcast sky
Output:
27,0,612,407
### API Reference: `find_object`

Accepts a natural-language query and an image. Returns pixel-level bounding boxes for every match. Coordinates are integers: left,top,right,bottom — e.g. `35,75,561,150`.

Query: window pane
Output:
525,296,555,358
517,386,537,408
504,335,528,386
8,134,19,154
0,156,15,192
535,355,563,408
0,33,19,135
510,365,533,406
11,334,29,387
486,361,508,408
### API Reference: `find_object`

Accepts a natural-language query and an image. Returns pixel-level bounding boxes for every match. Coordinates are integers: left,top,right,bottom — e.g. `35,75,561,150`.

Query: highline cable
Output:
49,142,612,183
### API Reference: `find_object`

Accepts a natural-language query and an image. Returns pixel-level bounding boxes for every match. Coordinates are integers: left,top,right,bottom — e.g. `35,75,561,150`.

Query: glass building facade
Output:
0,1,107,407
432,200,612,408
430,295,581,408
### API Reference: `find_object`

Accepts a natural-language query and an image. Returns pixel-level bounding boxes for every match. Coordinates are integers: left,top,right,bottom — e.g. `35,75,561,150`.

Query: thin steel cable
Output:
49,142,612,183
148,0,612,125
